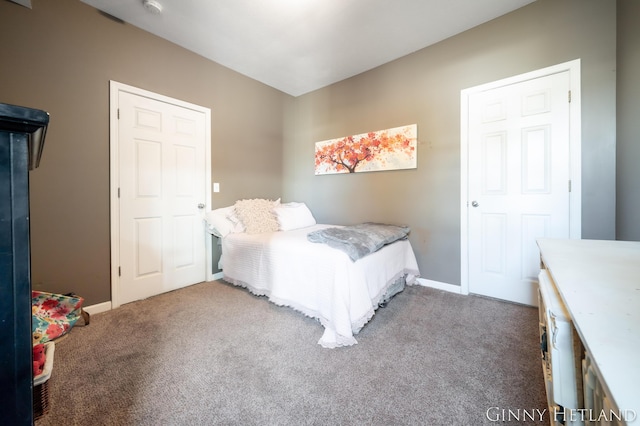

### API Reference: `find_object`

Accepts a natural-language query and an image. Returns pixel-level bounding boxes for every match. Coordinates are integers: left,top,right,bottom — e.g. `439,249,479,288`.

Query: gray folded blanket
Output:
307,222,410,261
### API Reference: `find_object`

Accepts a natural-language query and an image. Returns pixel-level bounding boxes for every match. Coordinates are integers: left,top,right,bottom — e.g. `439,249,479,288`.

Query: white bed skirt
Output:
220,225,420,348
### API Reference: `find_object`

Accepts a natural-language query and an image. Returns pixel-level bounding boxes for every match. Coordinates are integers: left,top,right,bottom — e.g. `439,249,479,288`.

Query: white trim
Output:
83,301,112,316
460,59,582,296
415,278,462,294
460,89,470,296
109,81,212,308
211,271,224,281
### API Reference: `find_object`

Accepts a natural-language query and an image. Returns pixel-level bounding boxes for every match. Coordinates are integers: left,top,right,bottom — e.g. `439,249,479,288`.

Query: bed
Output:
206,199,420,348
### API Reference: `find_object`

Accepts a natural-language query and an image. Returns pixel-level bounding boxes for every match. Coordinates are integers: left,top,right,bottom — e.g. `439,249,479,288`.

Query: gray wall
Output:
0,0,286,304
283,0,618,286
617,0,640,241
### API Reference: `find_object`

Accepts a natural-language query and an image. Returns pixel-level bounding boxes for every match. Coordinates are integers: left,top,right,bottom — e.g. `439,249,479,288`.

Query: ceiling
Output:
80,0,536,96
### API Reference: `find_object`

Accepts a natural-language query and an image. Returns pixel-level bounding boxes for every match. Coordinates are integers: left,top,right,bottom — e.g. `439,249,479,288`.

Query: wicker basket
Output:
33,380,50,420
33,341,55,420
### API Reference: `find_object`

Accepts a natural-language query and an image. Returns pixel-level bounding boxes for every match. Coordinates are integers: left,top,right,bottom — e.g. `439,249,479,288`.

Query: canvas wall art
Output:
314,124,417,175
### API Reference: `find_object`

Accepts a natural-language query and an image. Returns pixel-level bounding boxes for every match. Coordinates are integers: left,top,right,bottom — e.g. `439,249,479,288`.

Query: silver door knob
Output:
197,203,205,209
471,201,479,207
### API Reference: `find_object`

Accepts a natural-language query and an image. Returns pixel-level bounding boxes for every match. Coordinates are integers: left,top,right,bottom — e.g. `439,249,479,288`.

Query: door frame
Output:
460,59,582,296
109,80,212,309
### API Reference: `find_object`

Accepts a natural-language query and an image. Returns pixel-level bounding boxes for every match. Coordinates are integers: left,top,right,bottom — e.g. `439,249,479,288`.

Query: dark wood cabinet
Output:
0,103,48,425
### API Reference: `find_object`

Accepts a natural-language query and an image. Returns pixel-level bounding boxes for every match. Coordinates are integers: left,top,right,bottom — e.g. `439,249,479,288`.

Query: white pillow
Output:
226,209,246,234
274,202,317,231
204,206,236,238
234,198,280,234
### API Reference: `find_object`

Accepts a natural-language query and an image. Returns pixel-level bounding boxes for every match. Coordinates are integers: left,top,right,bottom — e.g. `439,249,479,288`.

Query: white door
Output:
462,63,580,306
111,84,210,306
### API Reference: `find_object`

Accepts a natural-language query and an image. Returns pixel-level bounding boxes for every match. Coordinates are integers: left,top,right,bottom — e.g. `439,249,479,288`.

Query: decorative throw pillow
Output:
32,291,85,344
234,198,280,234
274,202,317,231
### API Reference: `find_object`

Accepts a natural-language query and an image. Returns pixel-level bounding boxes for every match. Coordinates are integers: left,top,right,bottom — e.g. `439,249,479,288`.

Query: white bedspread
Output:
220,224,420,348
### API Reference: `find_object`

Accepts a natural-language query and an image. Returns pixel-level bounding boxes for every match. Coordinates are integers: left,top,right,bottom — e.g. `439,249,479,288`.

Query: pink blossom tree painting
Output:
314,124,417,175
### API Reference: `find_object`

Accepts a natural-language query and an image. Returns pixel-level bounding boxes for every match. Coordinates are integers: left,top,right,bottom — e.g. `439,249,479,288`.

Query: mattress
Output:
220,224,420,348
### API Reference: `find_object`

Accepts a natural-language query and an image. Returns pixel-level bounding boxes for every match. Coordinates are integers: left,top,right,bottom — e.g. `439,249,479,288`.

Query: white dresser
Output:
537,239,640,425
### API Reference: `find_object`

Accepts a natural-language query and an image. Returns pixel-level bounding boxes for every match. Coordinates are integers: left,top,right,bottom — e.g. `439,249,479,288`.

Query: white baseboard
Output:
211,271,224,281
83,301,112,316
415,277,463,294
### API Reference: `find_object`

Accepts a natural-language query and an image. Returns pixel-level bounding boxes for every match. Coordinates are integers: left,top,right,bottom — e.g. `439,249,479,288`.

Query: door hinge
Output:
118,266,121,276
117,108,120,119
118,187,120,198
568,180,572,192
568,90,571,103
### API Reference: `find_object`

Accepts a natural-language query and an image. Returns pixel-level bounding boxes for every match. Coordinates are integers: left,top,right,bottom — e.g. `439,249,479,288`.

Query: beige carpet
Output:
35,280,548,426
